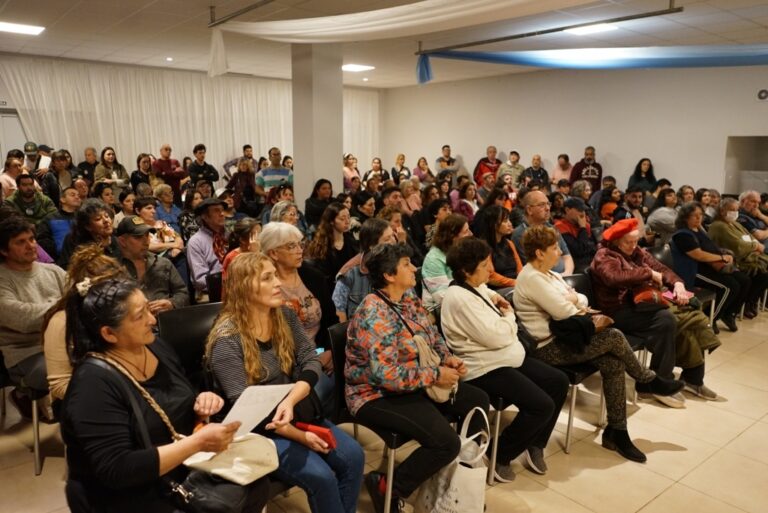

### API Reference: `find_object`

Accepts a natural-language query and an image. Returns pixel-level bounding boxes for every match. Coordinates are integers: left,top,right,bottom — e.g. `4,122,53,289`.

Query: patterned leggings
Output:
534,328,655,430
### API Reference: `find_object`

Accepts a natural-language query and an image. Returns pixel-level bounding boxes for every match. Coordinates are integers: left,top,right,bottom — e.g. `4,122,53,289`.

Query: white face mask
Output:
726,211,739,222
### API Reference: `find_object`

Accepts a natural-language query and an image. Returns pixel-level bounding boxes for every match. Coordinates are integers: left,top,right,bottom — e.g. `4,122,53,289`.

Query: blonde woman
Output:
206,252,363,513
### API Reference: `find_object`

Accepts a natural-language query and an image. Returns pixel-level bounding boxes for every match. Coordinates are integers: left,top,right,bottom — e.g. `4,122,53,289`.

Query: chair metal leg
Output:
565,384,577,454
32,398,41,476
598,389,607,428
384,446,396,513
739,303,745,321
353,423,359,440
763,289,767,312
709,300,715,326
0,387,5,417
488,407,502,485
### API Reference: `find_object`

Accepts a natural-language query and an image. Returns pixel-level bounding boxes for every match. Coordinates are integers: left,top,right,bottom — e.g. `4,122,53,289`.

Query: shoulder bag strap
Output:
450,281,503,318
374,289,416,336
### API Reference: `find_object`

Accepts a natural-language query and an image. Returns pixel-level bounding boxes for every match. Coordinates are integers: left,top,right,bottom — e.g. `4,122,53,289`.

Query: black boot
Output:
636,376,685,396
722,313,738,332
602,427,647,463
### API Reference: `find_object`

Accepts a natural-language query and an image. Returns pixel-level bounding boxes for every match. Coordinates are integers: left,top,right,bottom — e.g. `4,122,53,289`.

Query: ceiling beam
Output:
208,0,276,28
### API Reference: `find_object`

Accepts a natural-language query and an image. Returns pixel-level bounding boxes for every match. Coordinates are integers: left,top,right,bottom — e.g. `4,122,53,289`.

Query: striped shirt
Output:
255,166,293,193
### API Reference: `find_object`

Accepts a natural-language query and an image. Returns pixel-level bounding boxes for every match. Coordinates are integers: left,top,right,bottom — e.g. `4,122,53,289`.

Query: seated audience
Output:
442,237,568,478
116,216,189,313
591,218,713,407
43,245,125,400
305,179,334,229
474,204,522,288
7,174,58,225
130,153,162,194
305,203,359,285
644,178,673,211
376,205,424,267
588,175,617,211
737,190,768,251
627,158,656,194
362,157,390,186
59,199,122,269
0,216,67,418
333,218,397,321
222,217,262,285
1,155,23,198
554,197,596,273
612,185,656,246
515,225,684,462
153,184,182,234
598,186,621,221
550,154,572,188
708,197,768,317
93,146,129,197
422,198,452,249
695,188,713,226
672,202,750,332
112,189,136,228
413,156,436,185
270,200,308,235
455,181,480,223
92,182,118,216
646,188,679,246
36,186,82,259
511,190,574,275
422,213,473,311
178,189,203,243
343,153,360,192
391,154,411,185
350,191,376,239
134,196,185,261
225,157,260,217
206,252,363,513
219,189,247,231
677,185,695,204
186,197,228,297
570,180,603,232
260,182,296,225
498,150,525,186
346,243,489,513
61,278,269,511
521,154,549,188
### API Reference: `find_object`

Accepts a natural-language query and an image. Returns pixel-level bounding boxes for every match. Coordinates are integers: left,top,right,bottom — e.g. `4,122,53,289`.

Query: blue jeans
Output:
269,421,364,513
314,371,336,418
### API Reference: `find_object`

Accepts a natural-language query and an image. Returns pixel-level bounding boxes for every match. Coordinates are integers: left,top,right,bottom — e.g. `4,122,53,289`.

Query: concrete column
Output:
291,44,343,204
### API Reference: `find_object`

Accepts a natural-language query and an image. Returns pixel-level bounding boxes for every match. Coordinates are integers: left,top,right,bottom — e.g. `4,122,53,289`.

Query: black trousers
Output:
466,358,569,464
696,266,750,319
355,383,489,498
611,307,677,379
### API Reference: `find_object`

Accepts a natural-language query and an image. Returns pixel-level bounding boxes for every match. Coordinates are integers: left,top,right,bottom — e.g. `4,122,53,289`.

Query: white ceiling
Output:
0,0,767,88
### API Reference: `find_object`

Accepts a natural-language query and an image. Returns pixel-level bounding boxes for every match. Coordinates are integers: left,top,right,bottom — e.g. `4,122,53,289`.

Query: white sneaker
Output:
653,392,685,408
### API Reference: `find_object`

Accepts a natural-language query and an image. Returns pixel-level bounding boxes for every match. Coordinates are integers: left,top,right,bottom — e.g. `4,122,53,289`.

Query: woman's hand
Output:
192,422,240,453
673,282,689,306
194,392,225,417
492,294,511,311
266,398,295,430
722,254,734,264
435,367,460,388
302,431,331,454
651,270,664,286
318,351,334,375
564,287,579,305
444,356,467,376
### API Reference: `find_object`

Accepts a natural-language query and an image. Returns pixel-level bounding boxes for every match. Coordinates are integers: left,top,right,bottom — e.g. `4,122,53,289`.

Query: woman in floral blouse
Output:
345,243,489,513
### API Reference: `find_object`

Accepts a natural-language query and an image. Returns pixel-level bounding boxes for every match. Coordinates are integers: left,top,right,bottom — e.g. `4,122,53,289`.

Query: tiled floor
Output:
4,314,768,513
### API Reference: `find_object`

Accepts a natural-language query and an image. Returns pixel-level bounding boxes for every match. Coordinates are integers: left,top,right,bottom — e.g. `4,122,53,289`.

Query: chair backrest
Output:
414,267,423,299
562,273,595,305
327,322,350,423
649,244,673,269
158,302,222,389
205,272,223,303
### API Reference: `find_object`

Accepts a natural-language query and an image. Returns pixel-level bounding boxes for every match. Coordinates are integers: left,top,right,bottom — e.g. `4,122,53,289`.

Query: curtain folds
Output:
0,56,379,185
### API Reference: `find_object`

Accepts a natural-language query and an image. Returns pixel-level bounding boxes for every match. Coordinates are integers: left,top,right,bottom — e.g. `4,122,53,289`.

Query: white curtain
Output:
343,88,380,170
0,56,379,186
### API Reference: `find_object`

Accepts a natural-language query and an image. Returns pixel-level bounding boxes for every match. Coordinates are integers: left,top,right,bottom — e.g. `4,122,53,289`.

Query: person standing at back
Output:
569,146,603,192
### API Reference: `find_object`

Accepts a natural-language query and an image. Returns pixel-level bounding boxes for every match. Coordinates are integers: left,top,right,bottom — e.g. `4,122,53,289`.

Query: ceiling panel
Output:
0,0,766,88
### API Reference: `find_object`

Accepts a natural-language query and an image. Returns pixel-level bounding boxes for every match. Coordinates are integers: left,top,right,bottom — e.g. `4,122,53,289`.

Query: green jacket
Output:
708,219,768,275
7,190,58,225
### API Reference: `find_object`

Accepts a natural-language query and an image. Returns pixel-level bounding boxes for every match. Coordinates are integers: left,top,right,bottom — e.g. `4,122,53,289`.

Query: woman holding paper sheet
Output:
206,252,364,513
60,278,270,512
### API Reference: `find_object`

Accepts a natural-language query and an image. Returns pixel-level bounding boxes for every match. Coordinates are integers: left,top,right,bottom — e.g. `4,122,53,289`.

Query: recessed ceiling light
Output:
564,23,617,36
165,57,174,62
0,21,45,36
342,64,375,72
363,78,369,82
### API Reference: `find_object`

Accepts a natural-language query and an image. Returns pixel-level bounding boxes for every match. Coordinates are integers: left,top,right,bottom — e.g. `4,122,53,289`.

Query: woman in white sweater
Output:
441,237,569,482
513,225,683,464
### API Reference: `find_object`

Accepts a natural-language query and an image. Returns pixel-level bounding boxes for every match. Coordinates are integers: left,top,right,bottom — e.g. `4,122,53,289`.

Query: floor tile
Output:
694,377,768,421
637,482,747,513
681,449,768,513
526,438,674,513
484,473,594,513
724,420,768,466
0,457,68,512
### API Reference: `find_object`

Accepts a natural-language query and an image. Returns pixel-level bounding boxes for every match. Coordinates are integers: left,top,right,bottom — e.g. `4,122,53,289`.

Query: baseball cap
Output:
23,141,38,154
38,144,54,153
116,215,156,237
563,197,586,211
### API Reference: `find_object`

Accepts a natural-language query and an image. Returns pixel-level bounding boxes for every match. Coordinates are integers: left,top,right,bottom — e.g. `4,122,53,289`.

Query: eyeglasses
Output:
531,201,551,208
280,240,306,252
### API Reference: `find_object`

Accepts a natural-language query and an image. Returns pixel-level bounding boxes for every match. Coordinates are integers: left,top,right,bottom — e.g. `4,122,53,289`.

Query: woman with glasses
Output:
261,222,339,409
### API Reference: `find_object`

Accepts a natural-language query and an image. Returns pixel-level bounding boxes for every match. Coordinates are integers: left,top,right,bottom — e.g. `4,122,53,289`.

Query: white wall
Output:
380,66,768,193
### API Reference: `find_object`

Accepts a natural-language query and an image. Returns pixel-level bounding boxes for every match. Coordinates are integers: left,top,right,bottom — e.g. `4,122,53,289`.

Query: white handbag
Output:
184,433,279,486
415,407,490,513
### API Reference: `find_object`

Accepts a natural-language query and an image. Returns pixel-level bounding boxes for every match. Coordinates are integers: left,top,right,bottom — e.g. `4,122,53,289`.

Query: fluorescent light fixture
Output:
362,77,369,82
165,57,174,62
564,23,617,36
342,64,375,72
0,21,45,36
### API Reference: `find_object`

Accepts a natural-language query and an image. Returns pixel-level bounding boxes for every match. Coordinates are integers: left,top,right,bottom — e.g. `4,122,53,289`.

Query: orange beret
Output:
602,218,639,242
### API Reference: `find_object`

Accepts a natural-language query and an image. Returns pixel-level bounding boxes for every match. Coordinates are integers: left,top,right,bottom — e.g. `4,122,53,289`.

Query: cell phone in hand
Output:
295,422,337,449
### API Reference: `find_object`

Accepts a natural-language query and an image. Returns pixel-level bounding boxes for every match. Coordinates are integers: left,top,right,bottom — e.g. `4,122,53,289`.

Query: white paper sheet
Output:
223,384,294,438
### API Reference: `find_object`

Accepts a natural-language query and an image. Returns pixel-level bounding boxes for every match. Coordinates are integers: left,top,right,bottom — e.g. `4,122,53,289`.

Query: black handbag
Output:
86,356,250,513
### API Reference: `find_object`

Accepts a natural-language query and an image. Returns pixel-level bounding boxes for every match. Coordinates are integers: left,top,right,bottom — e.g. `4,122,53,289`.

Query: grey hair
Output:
571,180,590,198
153,183,173,198
259,221,303,254
715,197,739,221
739,190,759,204
270,201,297,223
